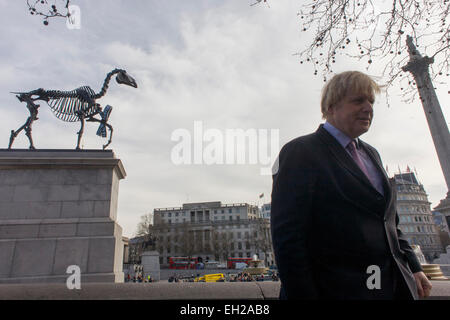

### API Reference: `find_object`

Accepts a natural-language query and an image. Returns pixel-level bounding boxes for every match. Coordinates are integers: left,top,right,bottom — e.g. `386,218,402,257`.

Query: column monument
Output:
402,35,450,225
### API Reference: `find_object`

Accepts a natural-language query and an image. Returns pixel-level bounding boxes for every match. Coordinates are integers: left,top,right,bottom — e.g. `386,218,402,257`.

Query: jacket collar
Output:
323,121,359,150
315,124,392,212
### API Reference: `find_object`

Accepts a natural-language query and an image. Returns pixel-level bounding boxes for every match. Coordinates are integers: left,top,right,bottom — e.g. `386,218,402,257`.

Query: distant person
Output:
271,71,432,300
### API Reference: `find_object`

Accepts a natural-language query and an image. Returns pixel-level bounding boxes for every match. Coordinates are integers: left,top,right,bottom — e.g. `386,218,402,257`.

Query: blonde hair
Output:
320,71,381,119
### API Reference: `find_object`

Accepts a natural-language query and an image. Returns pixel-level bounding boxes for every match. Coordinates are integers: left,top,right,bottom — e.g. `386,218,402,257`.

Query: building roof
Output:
394,172,420,185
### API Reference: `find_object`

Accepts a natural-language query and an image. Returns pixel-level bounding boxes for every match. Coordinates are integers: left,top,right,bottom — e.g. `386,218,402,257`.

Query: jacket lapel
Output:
359,141,393,213
316,125,376,192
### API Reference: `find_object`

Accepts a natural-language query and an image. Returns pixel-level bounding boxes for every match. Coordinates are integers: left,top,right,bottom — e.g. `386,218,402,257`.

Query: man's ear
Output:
327,104,334,117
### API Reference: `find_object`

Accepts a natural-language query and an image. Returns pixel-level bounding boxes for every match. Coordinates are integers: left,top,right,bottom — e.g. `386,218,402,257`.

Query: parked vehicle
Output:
168,257,199,269
227,257,252,269
194,273,225,282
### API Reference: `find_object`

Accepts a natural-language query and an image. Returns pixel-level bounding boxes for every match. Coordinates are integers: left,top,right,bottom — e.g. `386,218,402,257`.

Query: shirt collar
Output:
323,121,360,149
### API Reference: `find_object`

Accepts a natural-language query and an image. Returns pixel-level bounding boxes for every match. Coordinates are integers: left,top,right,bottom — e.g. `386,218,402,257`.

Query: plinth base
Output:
422,264,448,280
0,149,126,284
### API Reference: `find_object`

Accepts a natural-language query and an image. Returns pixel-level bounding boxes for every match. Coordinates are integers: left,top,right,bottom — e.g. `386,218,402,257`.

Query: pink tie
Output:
347,140,371,180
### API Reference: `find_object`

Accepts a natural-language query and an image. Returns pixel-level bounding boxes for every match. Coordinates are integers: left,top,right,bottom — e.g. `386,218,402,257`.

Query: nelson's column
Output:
402,36,450,227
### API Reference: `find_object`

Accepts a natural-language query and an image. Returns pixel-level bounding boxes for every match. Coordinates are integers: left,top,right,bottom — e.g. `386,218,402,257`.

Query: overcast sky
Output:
0,0,448,238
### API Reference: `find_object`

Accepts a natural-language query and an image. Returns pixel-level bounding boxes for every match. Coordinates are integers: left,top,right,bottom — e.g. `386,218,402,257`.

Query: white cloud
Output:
0,0,448,237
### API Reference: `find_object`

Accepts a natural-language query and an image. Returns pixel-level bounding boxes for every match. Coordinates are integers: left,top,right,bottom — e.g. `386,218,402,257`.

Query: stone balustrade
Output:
0,281,449,300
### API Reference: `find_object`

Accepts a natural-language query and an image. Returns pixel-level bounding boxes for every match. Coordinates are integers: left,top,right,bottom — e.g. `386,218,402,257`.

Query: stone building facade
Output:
432,210,450,251
394,172,444,262
260,203,271,220
152,201,274,268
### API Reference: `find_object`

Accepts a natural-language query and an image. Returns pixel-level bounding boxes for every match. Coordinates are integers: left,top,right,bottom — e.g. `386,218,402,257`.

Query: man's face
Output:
327,92,374,139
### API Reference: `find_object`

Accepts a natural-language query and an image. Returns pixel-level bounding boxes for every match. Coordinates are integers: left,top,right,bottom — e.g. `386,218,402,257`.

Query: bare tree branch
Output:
26,0,71,25
286,0,450,102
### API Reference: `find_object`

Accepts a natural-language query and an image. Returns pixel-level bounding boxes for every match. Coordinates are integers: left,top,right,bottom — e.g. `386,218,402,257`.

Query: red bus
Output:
227,257,252,269
169,257,198,269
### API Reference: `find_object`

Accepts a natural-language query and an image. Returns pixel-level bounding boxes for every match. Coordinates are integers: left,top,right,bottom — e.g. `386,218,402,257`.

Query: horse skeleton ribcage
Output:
47,86,98,122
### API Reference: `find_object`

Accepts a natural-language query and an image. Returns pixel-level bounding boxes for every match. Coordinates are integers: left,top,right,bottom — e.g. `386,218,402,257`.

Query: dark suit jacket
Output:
270,124,422,300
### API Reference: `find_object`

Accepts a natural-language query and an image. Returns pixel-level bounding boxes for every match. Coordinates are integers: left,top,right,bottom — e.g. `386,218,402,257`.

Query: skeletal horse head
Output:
115,70,138,88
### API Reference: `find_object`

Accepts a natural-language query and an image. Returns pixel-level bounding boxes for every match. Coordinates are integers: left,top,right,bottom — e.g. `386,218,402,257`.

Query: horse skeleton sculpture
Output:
8,68,137,150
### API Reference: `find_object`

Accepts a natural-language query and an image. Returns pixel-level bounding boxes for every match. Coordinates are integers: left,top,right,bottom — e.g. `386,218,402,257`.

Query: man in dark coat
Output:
271,71,432,300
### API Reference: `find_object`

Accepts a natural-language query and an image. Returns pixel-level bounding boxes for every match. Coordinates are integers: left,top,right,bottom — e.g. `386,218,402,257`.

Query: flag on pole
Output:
259,193,264,199
406,165,411,173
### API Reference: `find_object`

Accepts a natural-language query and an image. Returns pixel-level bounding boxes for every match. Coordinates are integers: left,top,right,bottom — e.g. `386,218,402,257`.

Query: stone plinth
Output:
141,251,160,281
0,149,126,284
